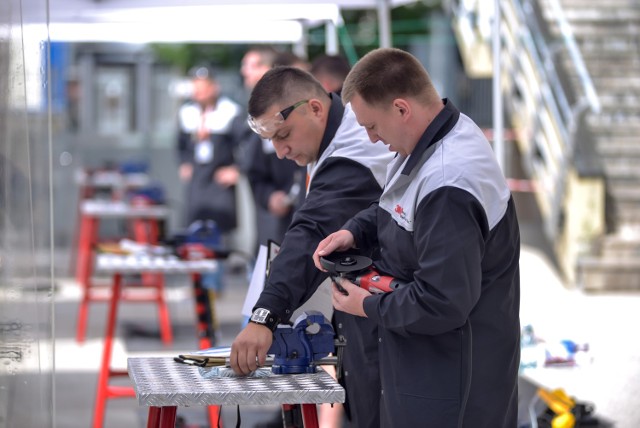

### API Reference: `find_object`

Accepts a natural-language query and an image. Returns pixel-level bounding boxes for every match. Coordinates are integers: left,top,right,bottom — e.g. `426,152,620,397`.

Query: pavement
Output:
44,192,640,428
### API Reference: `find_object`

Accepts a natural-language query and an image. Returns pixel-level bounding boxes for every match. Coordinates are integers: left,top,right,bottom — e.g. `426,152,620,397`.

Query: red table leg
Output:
154,274,173,345
76,215,98,343
92,273,122,428
147,407,162,428
301,404,319,428
207,404,222,428
191,272,223,427
159,406,178,428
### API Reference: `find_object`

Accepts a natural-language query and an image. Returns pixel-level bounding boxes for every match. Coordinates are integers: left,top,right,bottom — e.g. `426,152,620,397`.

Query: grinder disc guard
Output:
320,252,372,275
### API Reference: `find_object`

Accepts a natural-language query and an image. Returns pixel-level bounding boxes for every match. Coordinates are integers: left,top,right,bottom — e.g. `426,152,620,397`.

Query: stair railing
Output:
448,0,601,241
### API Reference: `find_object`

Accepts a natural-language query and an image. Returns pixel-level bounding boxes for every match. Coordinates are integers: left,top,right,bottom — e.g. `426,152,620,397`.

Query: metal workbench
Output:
127,356,345,427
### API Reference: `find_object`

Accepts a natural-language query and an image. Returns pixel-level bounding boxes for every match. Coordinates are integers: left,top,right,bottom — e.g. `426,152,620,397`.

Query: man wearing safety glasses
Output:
230,66,394,427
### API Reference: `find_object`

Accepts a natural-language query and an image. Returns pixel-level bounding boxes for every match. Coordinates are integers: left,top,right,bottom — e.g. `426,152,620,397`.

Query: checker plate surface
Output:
128,357,345,407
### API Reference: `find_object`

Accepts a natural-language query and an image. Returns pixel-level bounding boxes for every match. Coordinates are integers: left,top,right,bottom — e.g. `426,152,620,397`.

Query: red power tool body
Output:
320,252,408,294
349,269,407,293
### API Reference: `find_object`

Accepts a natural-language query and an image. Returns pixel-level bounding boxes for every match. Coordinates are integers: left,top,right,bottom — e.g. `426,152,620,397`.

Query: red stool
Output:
75,200,171,344
93,270,221,428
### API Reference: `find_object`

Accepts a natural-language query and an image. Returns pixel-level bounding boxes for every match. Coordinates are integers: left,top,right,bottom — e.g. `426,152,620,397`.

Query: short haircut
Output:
248,66,330,118
342,48,439,107
310,54,351,82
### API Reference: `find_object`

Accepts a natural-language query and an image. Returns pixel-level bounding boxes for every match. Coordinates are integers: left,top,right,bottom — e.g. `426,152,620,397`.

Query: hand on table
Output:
230,322,273,375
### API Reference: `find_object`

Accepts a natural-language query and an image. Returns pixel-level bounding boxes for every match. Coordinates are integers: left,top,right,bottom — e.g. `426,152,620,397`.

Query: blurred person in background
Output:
235,47,306,256
176,65,241,340
274,50,311,71
310,54,351,95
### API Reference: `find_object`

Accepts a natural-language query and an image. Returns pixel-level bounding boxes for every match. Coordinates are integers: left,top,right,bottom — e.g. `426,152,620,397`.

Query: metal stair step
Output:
559,8,640,23
558,0,639,7
578,40,640,54
588,118,640,136
598,141,640,156
593,79,640,92
562,58,640,77
598,93,640,103
600,232,640,256
613,203,640,224
550,22,640,40
571,24,640,37
577,256,640,291
602,162,640,179
609,187,640,202
607,178,640,193
587,115,640,130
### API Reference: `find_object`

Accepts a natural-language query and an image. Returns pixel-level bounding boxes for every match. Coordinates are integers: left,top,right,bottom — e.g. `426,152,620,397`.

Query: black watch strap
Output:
249,308,280,332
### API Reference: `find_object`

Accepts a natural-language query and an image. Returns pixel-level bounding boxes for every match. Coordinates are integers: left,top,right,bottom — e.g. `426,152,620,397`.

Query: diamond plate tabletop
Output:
127,357,345,407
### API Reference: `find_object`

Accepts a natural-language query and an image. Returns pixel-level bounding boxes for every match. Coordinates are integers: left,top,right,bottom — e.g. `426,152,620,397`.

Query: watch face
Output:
252,308,270,324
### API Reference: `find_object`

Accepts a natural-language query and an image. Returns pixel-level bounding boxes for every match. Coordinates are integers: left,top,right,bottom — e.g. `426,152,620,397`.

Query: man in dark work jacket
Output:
314,48,521,428
229,66,394,427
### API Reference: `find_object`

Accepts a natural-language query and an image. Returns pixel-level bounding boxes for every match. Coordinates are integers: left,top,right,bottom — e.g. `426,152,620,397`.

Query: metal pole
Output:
325,20,338,55
377,0,392,48
492,0,504,172
293,29,308,60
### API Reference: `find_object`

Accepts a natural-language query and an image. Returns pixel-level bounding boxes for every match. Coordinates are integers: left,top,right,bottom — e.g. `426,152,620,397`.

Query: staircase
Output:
447,0,640,290
544,0,640,290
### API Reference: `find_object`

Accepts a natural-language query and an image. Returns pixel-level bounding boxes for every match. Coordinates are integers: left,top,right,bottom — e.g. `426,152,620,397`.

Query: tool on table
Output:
320,252,408,295
175,311,345,377
534,387,600,428
170,220,231,260
128,183,166,206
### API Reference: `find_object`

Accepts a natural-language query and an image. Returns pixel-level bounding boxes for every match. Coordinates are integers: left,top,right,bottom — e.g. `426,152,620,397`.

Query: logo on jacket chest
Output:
383,199,413,230
394,204,409,223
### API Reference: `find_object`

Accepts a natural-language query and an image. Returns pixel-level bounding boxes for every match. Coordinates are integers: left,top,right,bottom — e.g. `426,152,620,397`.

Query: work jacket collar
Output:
402,98,460,176
317,93,345,159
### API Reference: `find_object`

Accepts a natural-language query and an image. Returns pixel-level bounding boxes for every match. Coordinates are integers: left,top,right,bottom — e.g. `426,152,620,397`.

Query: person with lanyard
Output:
229,66,395,427
313,47,521,427
177,64,241,242
176,65,241,342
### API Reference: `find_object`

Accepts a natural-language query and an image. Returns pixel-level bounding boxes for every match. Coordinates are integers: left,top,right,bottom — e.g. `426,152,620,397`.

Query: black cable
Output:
215,405,242,427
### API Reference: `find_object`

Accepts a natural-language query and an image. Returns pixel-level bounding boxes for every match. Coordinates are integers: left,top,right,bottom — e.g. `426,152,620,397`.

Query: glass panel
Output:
0,0,55,427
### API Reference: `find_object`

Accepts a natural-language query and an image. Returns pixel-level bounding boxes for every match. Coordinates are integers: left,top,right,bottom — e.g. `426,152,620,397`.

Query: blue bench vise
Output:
174,311,345,377
268,311,343,375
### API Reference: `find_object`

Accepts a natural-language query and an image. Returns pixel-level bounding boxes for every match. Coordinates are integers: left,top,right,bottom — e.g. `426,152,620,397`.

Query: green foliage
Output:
150,43,283,74
309,1,442,62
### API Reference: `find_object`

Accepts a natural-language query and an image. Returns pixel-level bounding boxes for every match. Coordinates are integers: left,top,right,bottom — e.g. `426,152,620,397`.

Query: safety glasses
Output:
247,99,308,136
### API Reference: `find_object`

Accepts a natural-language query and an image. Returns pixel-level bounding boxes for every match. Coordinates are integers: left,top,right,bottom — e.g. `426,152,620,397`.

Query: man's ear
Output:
393,99,410,118
308,99,324,117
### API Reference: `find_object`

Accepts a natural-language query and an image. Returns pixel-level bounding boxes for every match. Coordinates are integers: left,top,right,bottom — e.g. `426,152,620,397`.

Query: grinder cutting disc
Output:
320,252,372,275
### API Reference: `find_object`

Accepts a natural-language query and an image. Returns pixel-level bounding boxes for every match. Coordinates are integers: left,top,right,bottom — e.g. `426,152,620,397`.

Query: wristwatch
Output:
249,308,280,332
